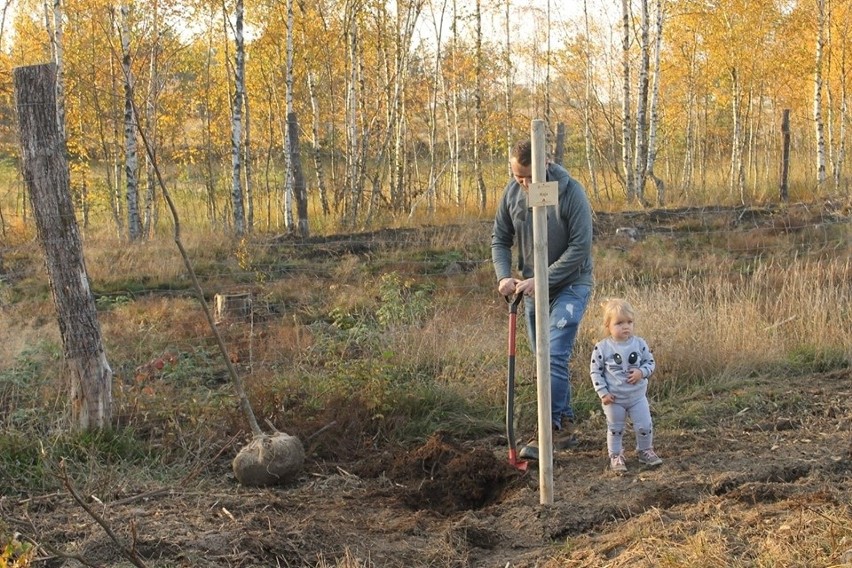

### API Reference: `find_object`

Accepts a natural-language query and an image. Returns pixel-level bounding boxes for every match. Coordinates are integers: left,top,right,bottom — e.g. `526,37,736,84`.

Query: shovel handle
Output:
505,294,523,463
506,293,523,312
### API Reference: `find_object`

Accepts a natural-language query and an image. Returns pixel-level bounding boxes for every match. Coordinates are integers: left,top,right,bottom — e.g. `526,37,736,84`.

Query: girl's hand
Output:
627,368,643,384
601,394,615,405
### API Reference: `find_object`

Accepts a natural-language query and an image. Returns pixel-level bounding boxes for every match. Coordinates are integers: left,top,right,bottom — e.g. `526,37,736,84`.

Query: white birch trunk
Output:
450,0,461,206
230,0,246,236
244,92,254,231
647,0,665,206
203,11,218,224
544,0,552,150
45,0,66,140
344,2,362,227
814,0,828,185
504,0,512,177
621,0,635,201
283,0,295,230
307,72,330,216
728,69,746,202
473,0,486,211
92,48,123,235
582,0,598,199
394,0,422,213
680,40,697,197
120,3,141,240
427,0,447,215
835,34,848,192
633,0,650,205
143,0,159,239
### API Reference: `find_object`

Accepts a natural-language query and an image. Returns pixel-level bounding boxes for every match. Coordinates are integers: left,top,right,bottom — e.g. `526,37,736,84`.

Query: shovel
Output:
505,294,529,472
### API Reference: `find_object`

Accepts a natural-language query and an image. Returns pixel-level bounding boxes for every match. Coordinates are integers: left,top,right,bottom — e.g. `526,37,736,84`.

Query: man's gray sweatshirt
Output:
491,163,594,294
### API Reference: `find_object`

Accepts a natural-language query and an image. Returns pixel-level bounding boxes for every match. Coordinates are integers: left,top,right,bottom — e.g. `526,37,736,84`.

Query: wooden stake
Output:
531,119,554,505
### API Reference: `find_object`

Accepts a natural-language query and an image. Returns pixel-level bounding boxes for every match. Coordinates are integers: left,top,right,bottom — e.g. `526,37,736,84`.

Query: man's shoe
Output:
518,440,539,460
610,452,627,474
554,418,579,449
637,448,663,466
518,419,578,460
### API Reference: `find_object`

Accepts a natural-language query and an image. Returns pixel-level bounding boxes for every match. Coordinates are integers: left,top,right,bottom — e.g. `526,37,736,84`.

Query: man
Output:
491,139,594,460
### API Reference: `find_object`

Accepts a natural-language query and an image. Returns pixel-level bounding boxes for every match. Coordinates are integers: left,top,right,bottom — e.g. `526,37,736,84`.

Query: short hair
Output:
510,140,532,167
601,298,636,329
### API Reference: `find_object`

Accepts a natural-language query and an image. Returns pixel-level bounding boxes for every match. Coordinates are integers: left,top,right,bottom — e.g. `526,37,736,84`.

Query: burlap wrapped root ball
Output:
232,432,305,487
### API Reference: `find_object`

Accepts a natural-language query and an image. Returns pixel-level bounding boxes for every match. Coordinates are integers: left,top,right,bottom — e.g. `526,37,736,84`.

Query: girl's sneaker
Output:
610,452,627,474
637,448,663,466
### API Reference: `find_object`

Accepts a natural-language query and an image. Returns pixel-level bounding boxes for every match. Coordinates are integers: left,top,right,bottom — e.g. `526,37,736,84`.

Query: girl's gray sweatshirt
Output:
590,336,656,401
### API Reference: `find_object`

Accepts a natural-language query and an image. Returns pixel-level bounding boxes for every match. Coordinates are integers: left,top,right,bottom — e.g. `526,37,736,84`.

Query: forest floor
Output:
3,202,851,567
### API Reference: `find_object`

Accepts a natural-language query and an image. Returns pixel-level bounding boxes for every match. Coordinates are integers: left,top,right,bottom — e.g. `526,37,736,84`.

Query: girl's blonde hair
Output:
600,298,636,329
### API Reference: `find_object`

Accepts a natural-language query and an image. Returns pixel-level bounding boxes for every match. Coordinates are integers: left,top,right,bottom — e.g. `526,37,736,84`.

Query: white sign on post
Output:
528,181,558,207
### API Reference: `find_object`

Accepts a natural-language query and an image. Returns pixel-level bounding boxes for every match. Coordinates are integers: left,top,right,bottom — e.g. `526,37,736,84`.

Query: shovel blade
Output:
508,448,529,471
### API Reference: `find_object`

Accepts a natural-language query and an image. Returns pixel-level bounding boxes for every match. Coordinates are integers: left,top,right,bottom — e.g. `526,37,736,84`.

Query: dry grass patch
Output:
556,497,851,568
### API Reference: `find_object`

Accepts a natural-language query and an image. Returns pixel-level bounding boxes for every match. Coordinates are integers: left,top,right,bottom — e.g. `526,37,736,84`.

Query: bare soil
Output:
5,367,850,567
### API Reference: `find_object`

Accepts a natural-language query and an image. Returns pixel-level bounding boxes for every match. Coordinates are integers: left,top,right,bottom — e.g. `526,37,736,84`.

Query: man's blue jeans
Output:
524,284,592,428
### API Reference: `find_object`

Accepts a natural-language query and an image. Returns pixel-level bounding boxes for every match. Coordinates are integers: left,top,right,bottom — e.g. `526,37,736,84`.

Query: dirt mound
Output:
354,431,523,515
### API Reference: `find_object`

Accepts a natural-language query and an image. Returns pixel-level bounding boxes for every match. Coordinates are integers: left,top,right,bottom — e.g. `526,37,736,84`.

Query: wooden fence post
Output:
14,63,113,430
779,109,791,202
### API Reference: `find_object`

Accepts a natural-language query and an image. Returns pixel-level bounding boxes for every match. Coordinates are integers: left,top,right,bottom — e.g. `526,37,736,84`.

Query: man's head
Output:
510,140,532,167
510,140,533,189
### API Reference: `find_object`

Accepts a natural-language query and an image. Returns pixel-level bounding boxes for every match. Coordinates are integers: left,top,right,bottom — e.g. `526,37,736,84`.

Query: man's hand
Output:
498,277,518,297
515,278,535,297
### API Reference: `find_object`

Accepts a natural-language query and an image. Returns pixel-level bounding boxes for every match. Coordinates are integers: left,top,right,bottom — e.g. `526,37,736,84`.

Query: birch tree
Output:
389,0,423,213
621,0,635,202
143,0,160,238
201,4,221,225
544,0,552,149
294,0,334,216
307,71,330,216
473,0,486,211
814,0,828,186
119,2,142,240
282,0,295,231
426,0,449,215
244,82,254,230
633,0,650,205
728,65,746,202
229,0,247,236
504,0,512,174
448,0,461,206
830,8,848,192
342,0,364,227
582,0,598,199
45,0,66,139
647,0,665,205
1,0,10,51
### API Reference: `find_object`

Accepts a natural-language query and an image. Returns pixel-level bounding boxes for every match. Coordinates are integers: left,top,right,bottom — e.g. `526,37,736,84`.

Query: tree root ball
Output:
232,433,305,487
